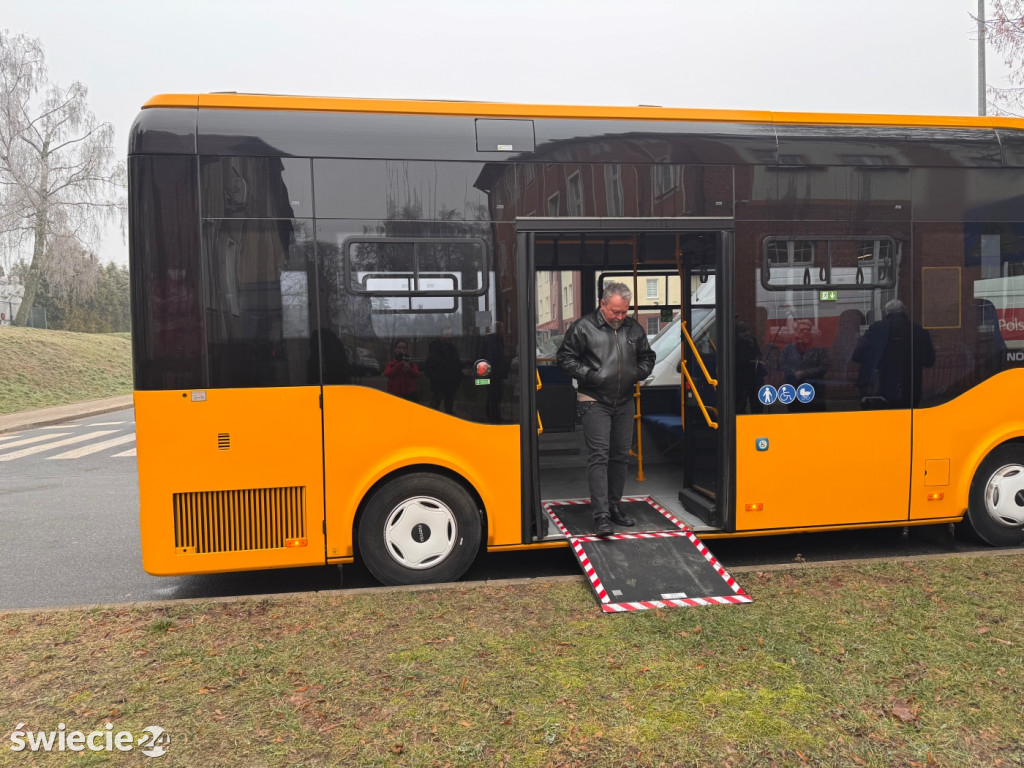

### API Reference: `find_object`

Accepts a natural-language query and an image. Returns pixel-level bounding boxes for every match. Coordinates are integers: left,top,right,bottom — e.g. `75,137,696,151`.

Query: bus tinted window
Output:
313,159,497,220
200,156,312,218
201,219,317,388
316,220,517,423
917,221,1024,407
129,155,204,391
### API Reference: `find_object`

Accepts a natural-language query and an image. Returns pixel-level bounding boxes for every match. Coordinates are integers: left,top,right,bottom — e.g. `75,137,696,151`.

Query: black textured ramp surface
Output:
543,496,686,536
543,497,751,613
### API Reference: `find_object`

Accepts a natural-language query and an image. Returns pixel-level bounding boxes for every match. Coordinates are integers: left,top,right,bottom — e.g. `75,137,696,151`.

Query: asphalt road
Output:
0,408,1001,611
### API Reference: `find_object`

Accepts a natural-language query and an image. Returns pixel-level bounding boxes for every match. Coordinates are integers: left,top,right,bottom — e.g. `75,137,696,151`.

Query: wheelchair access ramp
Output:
543,497,751,613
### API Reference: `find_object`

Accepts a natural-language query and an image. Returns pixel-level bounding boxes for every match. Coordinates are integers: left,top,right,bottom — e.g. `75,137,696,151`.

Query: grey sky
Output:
4,0,1004,266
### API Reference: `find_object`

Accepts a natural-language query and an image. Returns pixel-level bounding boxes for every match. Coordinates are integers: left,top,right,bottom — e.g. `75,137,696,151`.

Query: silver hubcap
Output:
983,463,1024,528
383,496,458,569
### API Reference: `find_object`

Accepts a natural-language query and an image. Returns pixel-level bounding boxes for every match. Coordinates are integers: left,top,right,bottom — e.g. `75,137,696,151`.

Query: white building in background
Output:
0,276,24,325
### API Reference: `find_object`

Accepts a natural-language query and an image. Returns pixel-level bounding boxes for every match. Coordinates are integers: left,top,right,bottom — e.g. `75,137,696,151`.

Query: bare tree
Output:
976,2,1024,115
0,29,125,325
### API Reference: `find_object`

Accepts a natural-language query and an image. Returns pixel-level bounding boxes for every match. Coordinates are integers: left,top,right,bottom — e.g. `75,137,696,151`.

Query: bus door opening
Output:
528,231,727,536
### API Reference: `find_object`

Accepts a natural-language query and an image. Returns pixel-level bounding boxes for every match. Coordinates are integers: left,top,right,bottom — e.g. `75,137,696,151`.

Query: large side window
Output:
129,155,205,391
315,221,517,423
917,222,1024,407
201,219,317,388
756,235,905,413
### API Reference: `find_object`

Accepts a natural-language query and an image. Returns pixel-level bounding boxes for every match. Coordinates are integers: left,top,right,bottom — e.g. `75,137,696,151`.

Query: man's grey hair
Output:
602,282,632,303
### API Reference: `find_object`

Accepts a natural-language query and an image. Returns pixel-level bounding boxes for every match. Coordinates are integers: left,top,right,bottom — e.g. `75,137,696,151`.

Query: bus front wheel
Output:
357,473,482,586
965,444,1024,547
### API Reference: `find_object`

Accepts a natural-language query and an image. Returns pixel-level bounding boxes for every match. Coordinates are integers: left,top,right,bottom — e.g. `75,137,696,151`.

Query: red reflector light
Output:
926,492,944,501
285,538,308,548
744,503,763,512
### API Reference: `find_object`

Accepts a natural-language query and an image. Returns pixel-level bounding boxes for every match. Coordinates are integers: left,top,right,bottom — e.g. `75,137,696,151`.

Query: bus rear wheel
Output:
964,444,1024,547
357,473,482,586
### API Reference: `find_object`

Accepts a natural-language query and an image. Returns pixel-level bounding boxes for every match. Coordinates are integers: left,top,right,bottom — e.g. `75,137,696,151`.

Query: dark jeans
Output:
579,399,634,517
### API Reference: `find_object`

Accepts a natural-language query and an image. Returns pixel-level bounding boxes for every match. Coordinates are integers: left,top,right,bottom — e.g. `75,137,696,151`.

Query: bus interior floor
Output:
538,462,707,534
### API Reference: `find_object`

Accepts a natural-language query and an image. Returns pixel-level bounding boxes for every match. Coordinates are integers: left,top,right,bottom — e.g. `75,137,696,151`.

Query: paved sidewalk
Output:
0,395,134,434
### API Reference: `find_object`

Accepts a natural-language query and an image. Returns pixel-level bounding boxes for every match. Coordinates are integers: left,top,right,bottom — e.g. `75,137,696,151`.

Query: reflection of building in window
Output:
653,162,680,198
567,172,584,216
647,316,660,335
767,240,814,266
646,278,659,300
547,192,560,217
605,164,623,216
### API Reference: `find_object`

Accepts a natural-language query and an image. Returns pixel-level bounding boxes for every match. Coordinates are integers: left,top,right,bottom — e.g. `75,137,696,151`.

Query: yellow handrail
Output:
680,320,719,430
681,320,718,388
536,369,543,435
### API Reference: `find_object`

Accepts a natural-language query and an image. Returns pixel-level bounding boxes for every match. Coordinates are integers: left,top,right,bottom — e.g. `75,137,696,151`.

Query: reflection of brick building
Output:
536,271,582,340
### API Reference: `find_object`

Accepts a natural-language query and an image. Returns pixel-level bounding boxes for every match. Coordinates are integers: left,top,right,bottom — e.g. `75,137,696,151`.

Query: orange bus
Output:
128,93,1024,585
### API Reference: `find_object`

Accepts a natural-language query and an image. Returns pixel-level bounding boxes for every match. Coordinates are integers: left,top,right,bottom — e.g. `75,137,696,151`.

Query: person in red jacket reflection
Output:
384,339,420,401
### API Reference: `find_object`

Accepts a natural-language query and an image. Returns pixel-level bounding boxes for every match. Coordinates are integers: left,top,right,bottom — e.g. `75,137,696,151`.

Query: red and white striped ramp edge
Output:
542,495,688,537
544,496,752,613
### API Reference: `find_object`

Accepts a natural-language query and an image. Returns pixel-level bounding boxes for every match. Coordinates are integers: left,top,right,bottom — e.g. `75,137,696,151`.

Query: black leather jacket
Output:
556,309,656,406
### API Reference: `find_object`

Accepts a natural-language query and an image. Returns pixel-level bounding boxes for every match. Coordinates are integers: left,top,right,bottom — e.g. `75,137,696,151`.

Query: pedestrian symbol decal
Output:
777,384,796,405
796,383,816,403
758,385,777,405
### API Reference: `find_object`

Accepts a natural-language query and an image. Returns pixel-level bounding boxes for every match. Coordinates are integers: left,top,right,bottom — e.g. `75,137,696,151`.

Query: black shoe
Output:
594,513,613,536
609,503,635,527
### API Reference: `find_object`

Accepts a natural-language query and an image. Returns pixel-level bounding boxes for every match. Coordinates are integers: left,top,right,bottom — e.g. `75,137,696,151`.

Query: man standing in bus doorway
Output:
557,282,656,536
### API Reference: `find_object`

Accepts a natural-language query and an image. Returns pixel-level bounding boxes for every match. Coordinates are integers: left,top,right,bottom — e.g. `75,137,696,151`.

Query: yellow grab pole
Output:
536,369,543,435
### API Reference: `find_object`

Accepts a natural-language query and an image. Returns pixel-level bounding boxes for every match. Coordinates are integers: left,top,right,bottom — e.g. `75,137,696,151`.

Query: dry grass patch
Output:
0,327,131,413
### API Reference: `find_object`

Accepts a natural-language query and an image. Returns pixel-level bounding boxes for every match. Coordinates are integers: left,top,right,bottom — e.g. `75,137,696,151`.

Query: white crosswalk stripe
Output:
0,433,25,443
0,432,71,450
0,430,117,462
48,433,137,459
112,448,136,457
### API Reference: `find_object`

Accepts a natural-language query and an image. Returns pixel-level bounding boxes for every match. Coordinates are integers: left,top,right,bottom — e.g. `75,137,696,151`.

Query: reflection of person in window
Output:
384,338,420,401
735,320,765,414
853,299,934,408
780,318,829,411
480,322,506,422
425,329,463,414
309,329,351,385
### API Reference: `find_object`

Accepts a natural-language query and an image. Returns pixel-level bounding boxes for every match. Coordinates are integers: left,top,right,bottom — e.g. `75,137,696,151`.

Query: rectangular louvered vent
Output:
173,486,306,554
217,433,230,450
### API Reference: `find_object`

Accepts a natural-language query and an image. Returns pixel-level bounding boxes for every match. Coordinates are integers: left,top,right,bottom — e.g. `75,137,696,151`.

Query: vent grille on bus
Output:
172,486,306,554
217,433,230,450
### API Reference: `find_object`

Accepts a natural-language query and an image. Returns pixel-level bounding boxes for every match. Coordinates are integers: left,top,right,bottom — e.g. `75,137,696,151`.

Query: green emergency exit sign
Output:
819,290,838,301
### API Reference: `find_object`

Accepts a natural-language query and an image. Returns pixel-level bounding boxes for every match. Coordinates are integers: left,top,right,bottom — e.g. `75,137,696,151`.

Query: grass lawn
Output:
0,327,132,414
2,554,1023,767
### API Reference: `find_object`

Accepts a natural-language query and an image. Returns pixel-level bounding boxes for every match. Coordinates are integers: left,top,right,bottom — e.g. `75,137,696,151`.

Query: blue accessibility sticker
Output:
758,385,778,405
755,437,770,452
796,383,816,403
777,384,796,404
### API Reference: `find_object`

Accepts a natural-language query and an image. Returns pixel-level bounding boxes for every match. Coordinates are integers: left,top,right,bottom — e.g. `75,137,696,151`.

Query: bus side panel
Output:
321,388,522,560
734,411,912,530
135,388,326,576
910,369,1024,521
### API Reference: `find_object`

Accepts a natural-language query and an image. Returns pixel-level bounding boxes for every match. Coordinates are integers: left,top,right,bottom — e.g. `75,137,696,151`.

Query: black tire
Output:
357,472,482,586
964,443,1024,547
